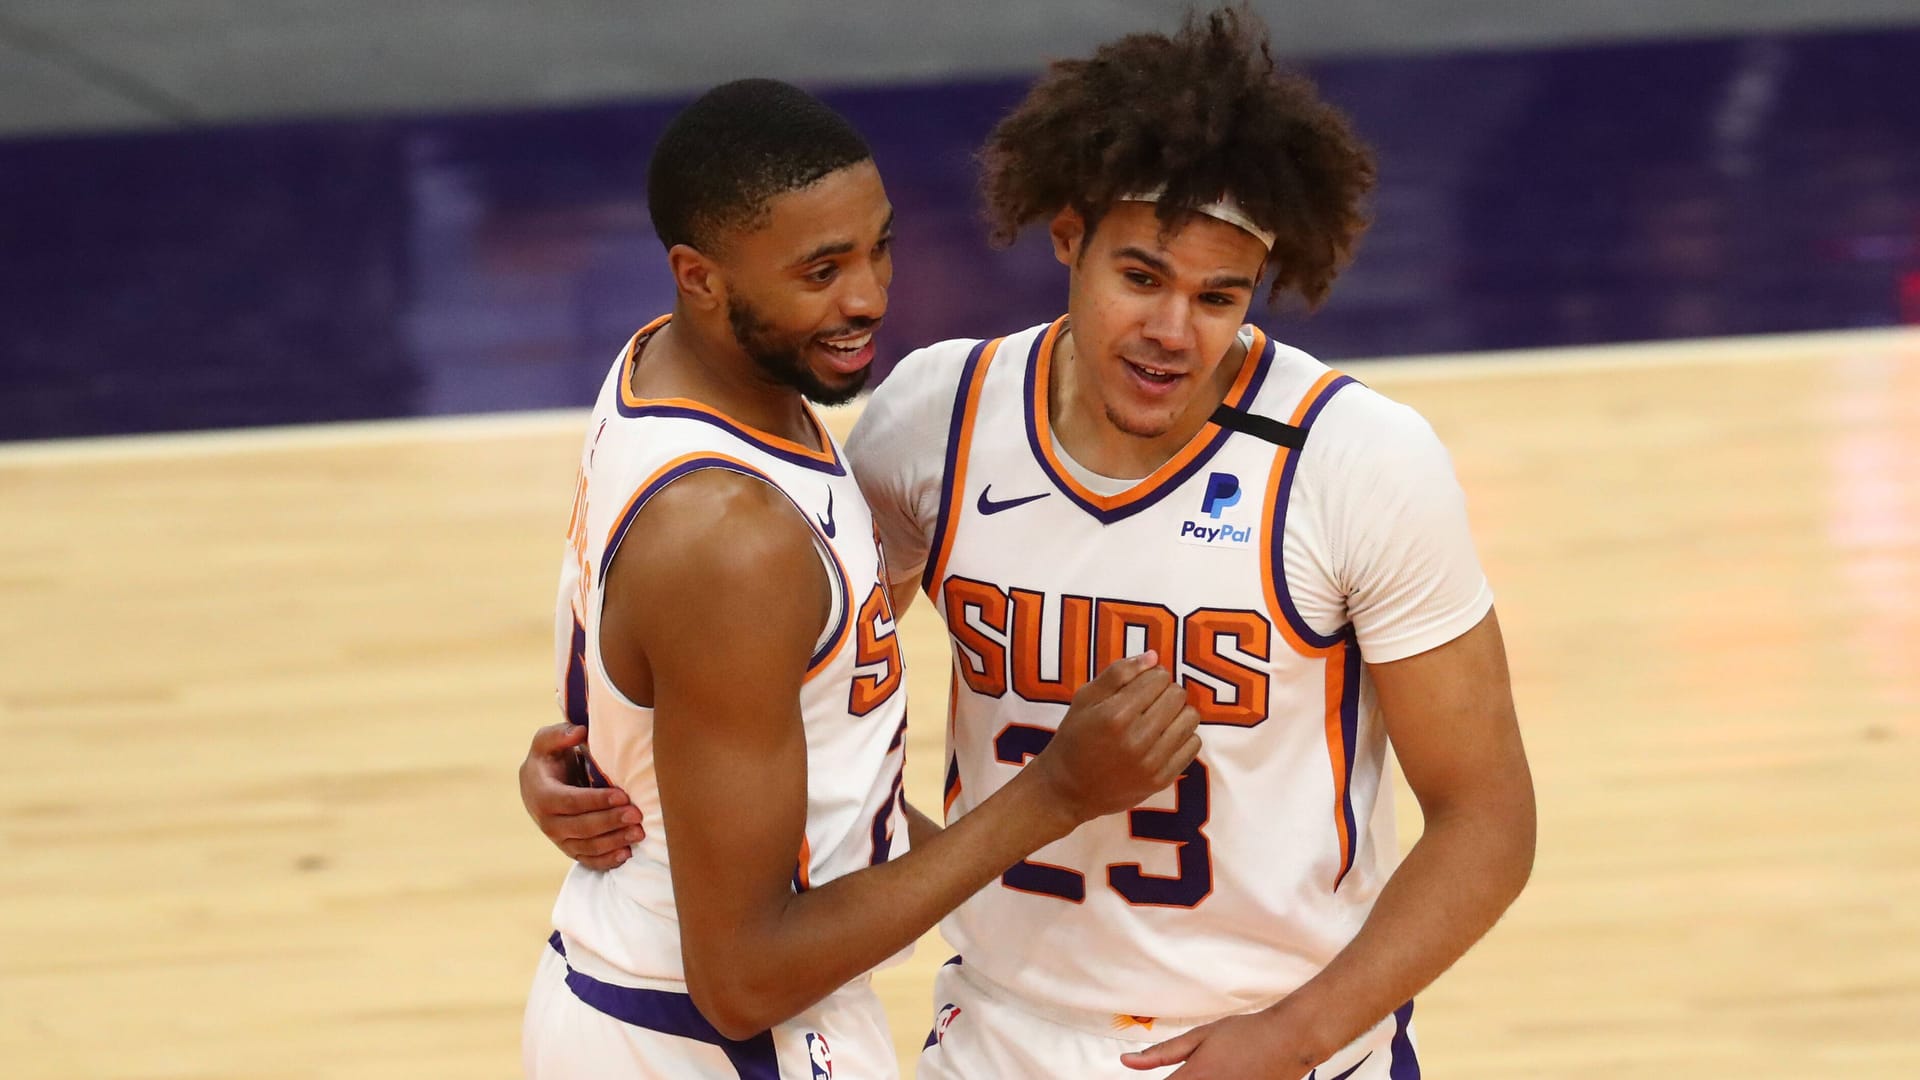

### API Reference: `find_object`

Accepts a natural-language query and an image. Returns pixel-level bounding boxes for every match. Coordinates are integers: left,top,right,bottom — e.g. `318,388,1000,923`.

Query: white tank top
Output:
927,318,1397,1019
549,316,910,986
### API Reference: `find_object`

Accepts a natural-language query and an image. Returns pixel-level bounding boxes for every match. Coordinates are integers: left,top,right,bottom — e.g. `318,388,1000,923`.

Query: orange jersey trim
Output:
1029,318,1270,513
1258,369,1349,658
1253,368,1363,888
922,336,1006,597
615,315,842,469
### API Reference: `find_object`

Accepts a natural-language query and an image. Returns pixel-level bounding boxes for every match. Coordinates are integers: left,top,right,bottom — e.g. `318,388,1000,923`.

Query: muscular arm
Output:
612,471,1192,1041
1284,608,1534,1057
901,800,943,846
1264,393,1533,1057
1124,609,1533,1074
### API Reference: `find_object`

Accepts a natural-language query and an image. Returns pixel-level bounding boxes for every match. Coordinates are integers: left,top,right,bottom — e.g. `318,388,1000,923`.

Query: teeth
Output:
822,332,872,352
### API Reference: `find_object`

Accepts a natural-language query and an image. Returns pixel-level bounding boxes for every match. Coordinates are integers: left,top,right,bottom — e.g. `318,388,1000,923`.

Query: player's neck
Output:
1049,330,1246,480
631,314,819,448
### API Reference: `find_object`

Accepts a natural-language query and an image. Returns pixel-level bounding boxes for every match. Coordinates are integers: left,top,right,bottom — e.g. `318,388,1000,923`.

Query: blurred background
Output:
3,0,1918,438
2,3,1917,1079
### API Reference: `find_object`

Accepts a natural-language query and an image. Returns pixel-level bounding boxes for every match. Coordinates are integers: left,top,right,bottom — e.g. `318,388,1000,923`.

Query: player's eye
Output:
806,263,839,284
1123,269,1156,288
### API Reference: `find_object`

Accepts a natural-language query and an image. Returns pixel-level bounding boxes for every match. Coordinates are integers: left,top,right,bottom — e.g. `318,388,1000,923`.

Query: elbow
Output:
688,978,770,1043
1482,756,1538,903
686,965,786,1043
1508,827,1536,903
1503,784,1538,901
1430,781,1536,905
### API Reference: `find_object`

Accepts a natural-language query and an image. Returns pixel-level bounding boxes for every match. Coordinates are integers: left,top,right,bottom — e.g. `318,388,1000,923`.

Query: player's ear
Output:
668,244,725,311
1049,206,1087,267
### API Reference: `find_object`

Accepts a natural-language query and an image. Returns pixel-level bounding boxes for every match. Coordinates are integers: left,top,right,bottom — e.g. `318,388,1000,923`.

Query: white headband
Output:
1117,187,1276,250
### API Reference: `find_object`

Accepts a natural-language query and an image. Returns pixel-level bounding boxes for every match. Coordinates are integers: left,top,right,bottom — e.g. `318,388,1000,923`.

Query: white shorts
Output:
523,933,900,1080
914,957,1420,1080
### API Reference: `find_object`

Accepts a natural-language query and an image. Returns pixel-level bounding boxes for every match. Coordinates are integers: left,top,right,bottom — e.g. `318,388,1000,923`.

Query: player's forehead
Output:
744,160,892,264
1095,202,1267,281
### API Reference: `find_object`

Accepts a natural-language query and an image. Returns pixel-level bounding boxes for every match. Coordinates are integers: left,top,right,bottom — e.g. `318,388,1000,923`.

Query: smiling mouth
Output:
819,330,872,354
1124,358,1184,386
815,328,877,373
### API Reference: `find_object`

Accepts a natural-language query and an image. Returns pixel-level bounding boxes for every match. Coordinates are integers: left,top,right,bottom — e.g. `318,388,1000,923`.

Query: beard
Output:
1104,402,1180,440
727,295,872,407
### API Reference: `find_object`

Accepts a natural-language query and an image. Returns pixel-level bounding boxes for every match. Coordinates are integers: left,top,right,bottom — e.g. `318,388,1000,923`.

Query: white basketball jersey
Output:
549,316,911,985
927,318,1396,1020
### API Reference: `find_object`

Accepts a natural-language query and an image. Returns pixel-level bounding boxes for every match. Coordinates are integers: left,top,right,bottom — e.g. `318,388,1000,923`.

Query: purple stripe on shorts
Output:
1389,999,1420,1078
547,932,780,1079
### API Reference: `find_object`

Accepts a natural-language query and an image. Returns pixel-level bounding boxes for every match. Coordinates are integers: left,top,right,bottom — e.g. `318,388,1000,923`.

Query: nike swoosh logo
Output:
976,486,1051,516
1311,1051,1372,1080
817,487,837,538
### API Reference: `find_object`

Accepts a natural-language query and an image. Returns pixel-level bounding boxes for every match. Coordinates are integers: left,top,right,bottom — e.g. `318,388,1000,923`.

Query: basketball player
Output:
522,79,1204,1080
848,14,1534,1078
525,13,1536,1078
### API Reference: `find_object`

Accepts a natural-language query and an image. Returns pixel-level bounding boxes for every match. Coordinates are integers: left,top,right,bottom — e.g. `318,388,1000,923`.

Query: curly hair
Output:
979,6,1375,308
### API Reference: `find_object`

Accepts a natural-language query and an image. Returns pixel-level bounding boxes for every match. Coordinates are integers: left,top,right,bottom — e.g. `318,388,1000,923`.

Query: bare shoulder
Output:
607,467,829,618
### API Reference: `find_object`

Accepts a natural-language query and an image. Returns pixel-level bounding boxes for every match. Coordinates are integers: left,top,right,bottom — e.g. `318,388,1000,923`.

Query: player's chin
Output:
802,362,871,407
1106,391,1189,440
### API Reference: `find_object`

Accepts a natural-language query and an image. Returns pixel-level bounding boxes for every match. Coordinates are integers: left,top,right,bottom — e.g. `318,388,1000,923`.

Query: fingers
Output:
521,722,648,872
528,721,589,757
1133,680,1191,740
1083,650,1163,699
1120,1030,1203,1069
545,802,644,843
1105,659,1177,719
1145,695,1201,758
559,821,645,860
573,850,630,872
1152,730,1204,788
549,801,645,871
529,772,632,816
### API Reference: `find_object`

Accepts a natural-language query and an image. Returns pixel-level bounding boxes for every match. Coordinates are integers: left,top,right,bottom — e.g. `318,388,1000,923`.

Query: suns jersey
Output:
548,317,910,987
897,317,1489,1021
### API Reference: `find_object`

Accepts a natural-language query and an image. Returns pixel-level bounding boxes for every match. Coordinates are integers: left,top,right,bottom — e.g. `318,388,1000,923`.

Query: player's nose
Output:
1140,293,1194,352
839,260,888,321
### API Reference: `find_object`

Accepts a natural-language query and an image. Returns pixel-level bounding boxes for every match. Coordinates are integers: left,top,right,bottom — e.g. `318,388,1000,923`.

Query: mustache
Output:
816,317,880,339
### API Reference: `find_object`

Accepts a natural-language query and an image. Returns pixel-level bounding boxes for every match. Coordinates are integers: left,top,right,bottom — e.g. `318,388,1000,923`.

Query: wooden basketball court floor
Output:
2,328,1915,1079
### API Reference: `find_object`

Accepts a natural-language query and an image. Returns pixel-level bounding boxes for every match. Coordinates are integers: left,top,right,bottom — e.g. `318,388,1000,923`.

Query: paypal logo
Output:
1179,520,1253,545
1201,472,1241,519
1183,473,1251,548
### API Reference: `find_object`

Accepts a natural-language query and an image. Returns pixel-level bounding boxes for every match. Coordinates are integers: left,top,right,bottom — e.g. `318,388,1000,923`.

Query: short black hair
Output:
980,6,1375,308
646,79,873,253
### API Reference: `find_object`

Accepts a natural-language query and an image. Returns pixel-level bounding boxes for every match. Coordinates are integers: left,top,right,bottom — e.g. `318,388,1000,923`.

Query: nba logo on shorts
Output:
806,1031,833,1079
933,1003,963,1045
1201,472,1241,518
